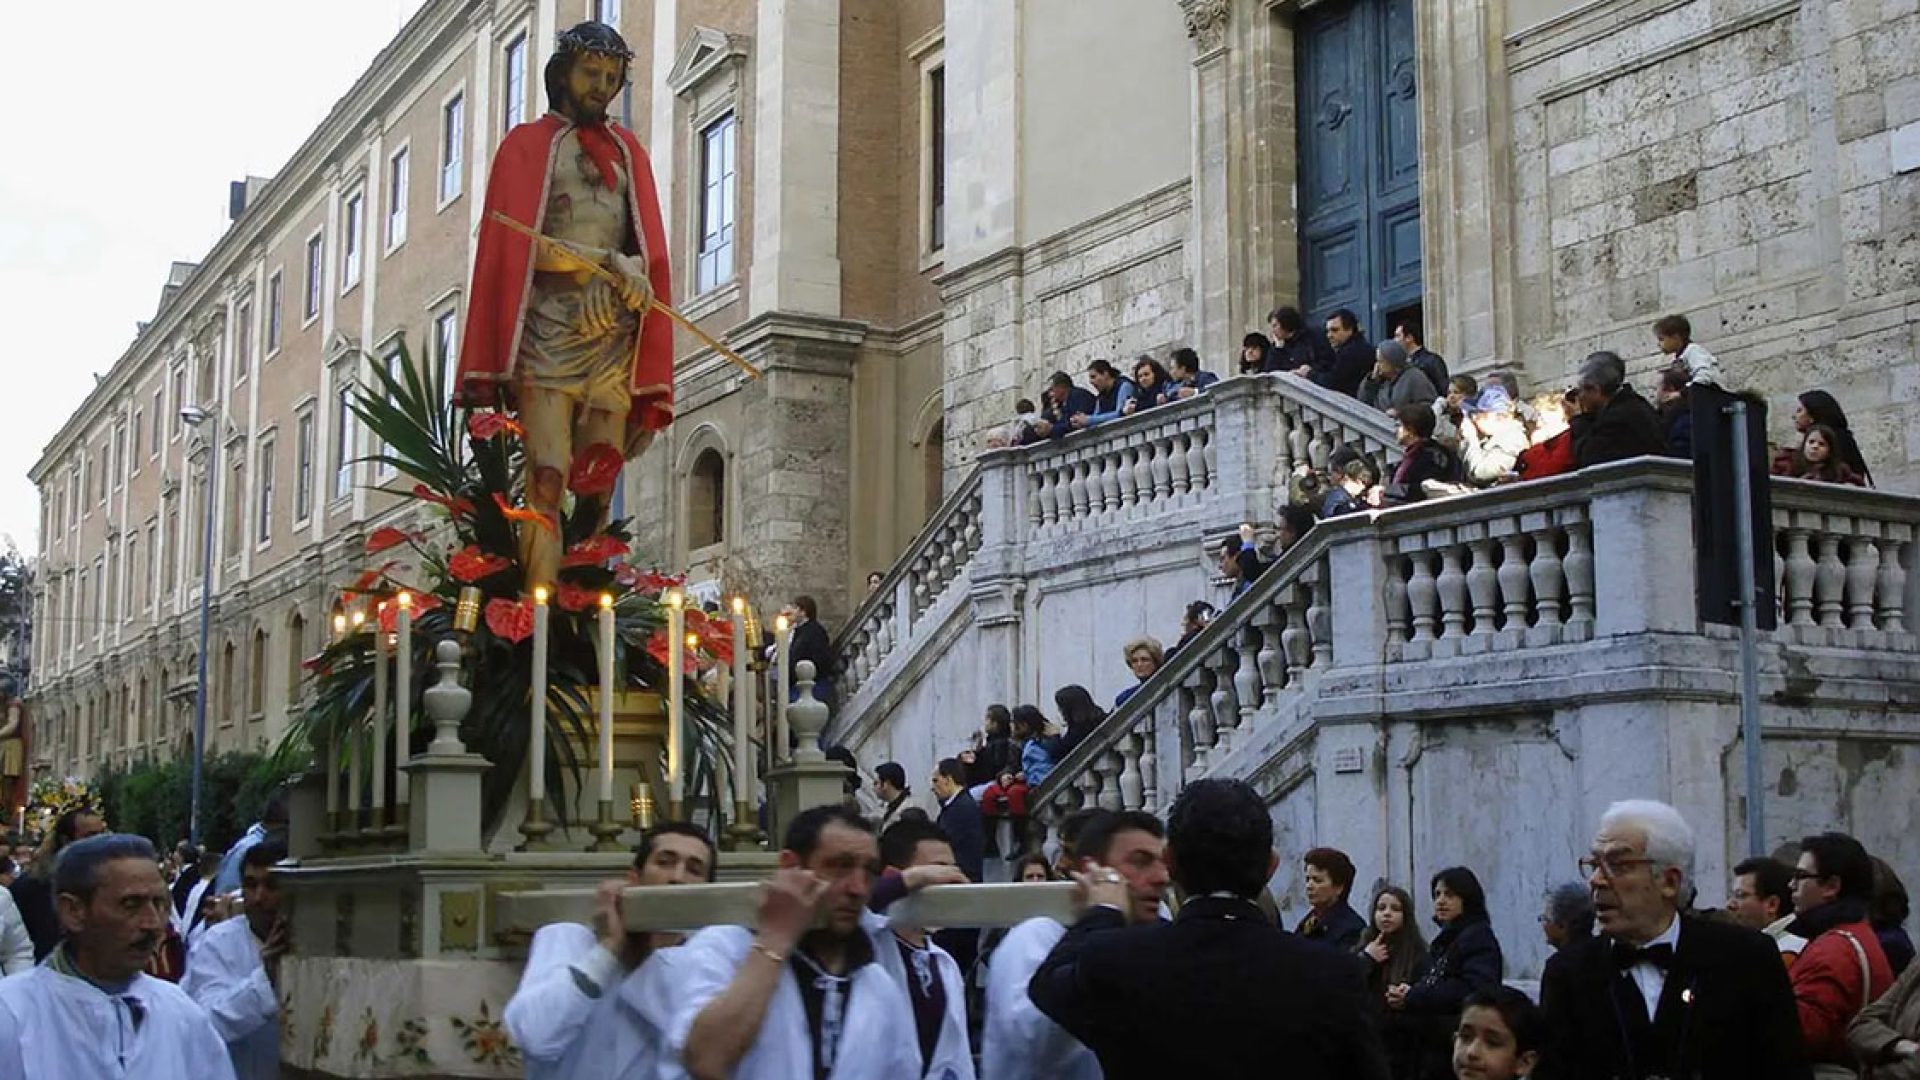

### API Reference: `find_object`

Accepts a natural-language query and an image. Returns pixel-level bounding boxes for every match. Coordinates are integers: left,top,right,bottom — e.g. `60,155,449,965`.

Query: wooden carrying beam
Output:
497,882,1079,935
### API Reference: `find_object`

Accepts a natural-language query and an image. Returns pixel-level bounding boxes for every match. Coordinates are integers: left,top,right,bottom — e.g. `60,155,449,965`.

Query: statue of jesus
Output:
454,21,673,590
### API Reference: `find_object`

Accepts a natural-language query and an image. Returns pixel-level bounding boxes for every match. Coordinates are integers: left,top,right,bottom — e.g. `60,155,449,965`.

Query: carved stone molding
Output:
1181,0,1231,55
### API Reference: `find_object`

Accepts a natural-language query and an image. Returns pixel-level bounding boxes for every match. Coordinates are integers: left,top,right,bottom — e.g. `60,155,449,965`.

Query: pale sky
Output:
0,0,428,557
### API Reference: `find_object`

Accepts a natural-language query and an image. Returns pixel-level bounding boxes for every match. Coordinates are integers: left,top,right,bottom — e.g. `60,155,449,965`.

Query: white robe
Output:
861,911,976,1080
181,916,280,1080
0,890,31,976
0,962,238,1080
981,918,1102,1080
665,926,921,1080
503,922,685,1080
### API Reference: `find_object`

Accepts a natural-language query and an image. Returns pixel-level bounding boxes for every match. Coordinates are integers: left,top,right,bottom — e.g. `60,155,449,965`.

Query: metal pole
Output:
189,417,221,847
1727,401,1765,858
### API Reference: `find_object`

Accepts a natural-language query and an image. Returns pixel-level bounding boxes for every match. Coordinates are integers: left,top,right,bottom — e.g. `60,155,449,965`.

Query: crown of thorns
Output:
556,22,635,62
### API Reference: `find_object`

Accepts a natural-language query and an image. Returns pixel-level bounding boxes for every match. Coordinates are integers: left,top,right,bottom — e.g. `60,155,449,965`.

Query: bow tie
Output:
1611,941,1675,972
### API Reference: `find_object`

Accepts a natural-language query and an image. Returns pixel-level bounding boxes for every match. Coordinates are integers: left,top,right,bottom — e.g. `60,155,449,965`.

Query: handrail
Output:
832,465,983,657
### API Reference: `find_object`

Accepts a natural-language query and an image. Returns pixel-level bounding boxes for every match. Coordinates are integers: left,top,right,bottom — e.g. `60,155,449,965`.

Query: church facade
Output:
26,0,1920,781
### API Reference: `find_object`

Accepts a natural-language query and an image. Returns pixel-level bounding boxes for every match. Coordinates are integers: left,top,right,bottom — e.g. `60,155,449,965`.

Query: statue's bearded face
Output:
565,52,626,123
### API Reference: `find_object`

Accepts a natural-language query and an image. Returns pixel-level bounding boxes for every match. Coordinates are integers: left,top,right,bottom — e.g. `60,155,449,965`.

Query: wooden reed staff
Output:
487,211,763,379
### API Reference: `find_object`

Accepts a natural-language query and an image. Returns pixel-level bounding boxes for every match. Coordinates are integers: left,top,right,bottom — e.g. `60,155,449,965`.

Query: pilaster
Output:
748,0,844,318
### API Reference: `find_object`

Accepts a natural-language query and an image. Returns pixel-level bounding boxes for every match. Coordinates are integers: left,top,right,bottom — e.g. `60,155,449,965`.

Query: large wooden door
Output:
1296,0,1421,336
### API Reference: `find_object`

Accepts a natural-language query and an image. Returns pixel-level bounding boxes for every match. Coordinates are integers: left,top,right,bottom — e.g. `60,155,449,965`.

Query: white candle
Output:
328,614,346,821
530,587,550,803
666,590,685,810
372,604,388,816
730,597,751,806
775,614,791,763
395,592,412,809
349,610,366,819
598,593,616,803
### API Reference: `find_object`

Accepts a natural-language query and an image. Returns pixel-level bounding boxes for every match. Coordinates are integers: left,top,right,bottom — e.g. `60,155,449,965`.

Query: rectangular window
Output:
593,0,620,24
266,271,284,352
342,194,363,289
441,93,466,203
131,412,143,471
928,65,946,253
434,309,459,397
118,540,130,622
233,301,253,385
295,411,314,523
504,35,528,131
696,113,737,295
111,427,125,490
304,233,323,320
333,383,355,500
387,147,409,248
150,390,163,455
377,350,402,479
99,445,109,504
145,522,157,613
224,455,244,559
256,440,275,544
171,368,187,436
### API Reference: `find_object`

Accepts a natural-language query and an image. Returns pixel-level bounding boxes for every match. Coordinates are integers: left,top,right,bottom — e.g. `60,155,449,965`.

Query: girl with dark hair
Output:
962,704,1018,788
1389,866,1504,1080
1127,357,1175,412
1052,685,1107,756
1013,852,1056,883
1452,985,1543,1080
1010,705,1060,789
1773,389,1873,484
1790,424,1866,486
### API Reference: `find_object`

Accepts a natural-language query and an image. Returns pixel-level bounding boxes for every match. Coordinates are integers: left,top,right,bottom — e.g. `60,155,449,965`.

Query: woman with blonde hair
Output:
1115,637,1165,708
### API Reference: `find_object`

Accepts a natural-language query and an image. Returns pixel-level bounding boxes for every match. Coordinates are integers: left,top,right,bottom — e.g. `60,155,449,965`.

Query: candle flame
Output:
686,632,700,649
600,592,614,609
332,614,347,634
776,614,790,633
397,591,412,609
533,586,550,604
731,595,746,615
666,589,684,610
351,610,366,628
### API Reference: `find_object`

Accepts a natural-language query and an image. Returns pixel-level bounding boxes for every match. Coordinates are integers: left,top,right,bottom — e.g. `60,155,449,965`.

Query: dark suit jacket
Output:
1320,336,1377,398
1030,896,1391,1080
788,618,835,684
1043,387,1099,440
1299,899,1368,954
1273,329,1336,377
1570,385,1668,468
1536,916,1812,1080
934,789,986,883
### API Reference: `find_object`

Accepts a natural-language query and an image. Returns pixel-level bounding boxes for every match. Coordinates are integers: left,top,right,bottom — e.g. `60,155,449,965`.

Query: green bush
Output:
97,751,299,855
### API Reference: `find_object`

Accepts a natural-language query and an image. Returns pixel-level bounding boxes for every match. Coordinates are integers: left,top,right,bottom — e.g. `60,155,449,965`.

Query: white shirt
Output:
1763,913,1810,958
981,918,1102,1080
0,889,31,976
665,925,921,1080
1677,342,1724,387
503,922,685,1080
181,916,280,1080
861,911,976,1080
0,961,237,1080
1621,914,1683,1021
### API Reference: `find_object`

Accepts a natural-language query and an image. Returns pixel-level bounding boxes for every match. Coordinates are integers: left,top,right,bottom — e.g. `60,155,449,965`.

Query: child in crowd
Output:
985,398,1041,449
1010,705,1059,789
1452,985,1543,1080
980,769,1029,821
1653,313,1725,388
1792,424,1866,486
1434,374,1478,448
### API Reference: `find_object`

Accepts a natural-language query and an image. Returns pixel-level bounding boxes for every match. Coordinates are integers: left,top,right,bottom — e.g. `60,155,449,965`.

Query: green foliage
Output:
96,751,299,853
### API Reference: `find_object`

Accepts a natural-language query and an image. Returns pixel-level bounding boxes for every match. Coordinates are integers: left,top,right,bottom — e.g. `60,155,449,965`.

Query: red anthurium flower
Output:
468,412,525,440
301,653,330,673
448,546,513,584
493,493,557,535
645,629,673,668
377,593,443,633
345,562,401,598
616,566,684,593
567,443,625,497
366,527,423,555
411,484,476,519
698,627,735,666
561,535,630,569
485,598,536,644
555,582,602,613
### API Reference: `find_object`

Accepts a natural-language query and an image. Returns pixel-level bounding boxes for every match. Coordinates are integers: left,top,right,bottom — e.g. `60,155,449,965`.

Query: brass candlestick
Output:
587,799,626,852
630,783,656,830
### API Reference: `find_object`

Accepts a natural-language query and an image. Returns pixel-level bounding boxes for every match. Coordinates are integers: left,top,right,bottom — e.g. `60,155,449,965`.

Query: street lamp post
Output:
182,405,220,848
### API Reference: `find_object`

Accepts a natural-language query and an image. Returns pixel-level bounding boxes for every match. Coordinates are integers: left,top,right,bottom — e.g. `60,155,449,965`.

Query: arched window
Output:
921,418,946,524
687,449,727,550
222,640,238,727
287,612,306,707
249,629,268,717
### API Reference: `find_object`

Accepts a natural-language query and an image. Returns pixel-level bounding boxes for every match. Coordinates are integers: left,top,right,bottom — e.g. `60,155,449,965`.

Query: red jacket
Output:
1792,918,1894,1062
1517,429,1575,481
455,114,674,433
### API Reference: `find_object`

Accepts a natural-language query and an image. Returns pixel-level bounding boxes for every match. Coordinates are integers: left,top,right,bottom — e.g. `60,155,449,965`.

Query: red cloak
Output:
455,114,675,432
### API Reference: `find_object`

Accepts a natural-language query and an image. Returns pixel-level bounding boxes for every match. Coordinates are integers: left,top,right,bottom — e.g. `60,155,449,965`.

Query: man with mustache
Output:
1536,799,1811,1079
672,805,918,1080
0,834,235,1078
182,840,289,1078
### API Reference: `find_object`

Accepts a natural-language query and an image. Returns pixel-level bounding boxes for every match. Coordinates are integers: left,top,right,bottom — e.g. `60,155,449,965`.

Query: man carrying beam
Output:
866,819,975,1080
503,822,715,1079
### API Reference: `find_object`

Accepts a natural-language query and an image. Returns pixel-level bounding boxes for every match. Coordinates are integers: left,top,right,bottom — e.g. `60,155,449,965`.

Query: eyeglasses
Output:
1789,869,1829,884
1579,854,1656,879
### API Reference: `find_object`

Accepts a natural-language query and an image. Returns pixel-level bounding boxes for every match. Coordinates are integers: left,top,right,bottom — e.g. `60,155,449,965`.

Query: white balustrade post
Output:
1587,471,1698,637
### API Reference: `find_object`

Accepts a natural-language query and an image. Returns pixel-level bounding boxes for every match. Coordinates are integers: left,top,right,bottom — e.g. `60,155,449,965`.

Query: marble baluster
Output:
1563,517,1596,632
1168,431,1193,495
1783,526,1816,626
1028,472,1045,529
1254,600,1285,700
1139,728,1158,813
1287,410,1310,471
1208,644,1241,758
1095,751,1123,812
1814,530,1846,629
1281,584,1310,681
1275,414,1297,477
1118,735,1144,811
1151,436,1174,499
1115,444,1139,511
1235,623,1263,721
1407,551,1440,642
1844,532,1880,632
1384,555,1410,647
1133,440,1157,509
1187,427,1211,491
1877,533,1909,634
1186,677,1217,776
1529,527,1565,629
1466,537,1499,635
1067,459,1091,523
1435,541,1468,639
1309,571,1333,668
1498,532,1532,632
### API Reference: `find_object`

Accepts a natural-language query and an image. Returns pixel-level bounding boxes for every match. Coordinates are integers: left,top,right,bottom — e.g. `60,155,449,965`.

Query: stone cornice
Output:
1181,0,1230,57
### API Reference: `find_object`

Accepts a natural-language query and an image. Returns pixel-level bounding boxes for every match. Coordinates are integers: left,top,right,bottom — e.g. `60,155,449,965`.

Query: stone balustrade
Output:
1769,477,1915,650
839,473,984,696
1028,406,1217,536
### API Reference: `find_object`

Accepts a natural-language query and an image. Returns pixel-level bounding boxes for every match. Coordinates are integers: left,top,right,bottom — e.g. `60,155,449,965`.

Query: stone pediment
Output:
326,330,360,363
667,27,749,96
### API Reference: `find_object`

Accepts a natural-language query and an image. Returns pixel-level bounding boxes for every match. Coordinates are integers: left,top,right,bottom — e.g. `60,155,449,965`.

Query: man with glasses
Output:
1727,856,1807,965
1536,799,1810,1078
1786,832,1894,1069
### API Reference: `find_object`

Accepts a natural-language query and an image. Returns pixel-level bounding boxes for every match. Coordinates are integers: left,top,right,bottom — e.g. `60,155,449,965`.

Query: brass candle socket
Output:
452,587,483,634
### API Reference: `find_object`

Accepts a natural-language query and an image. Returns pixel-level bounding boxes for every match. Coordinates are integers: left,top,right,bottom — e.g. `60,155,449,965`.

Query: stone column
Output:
1184,0,1234,368
969,450,1026,710
731,314,862,627
749,0,843,318
1415,0,1516,370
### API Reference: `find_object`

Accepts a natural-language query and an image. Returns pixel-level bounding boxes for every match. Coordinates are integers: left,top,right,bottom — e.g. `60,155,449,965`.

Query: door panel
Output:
1297,0,1421,338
